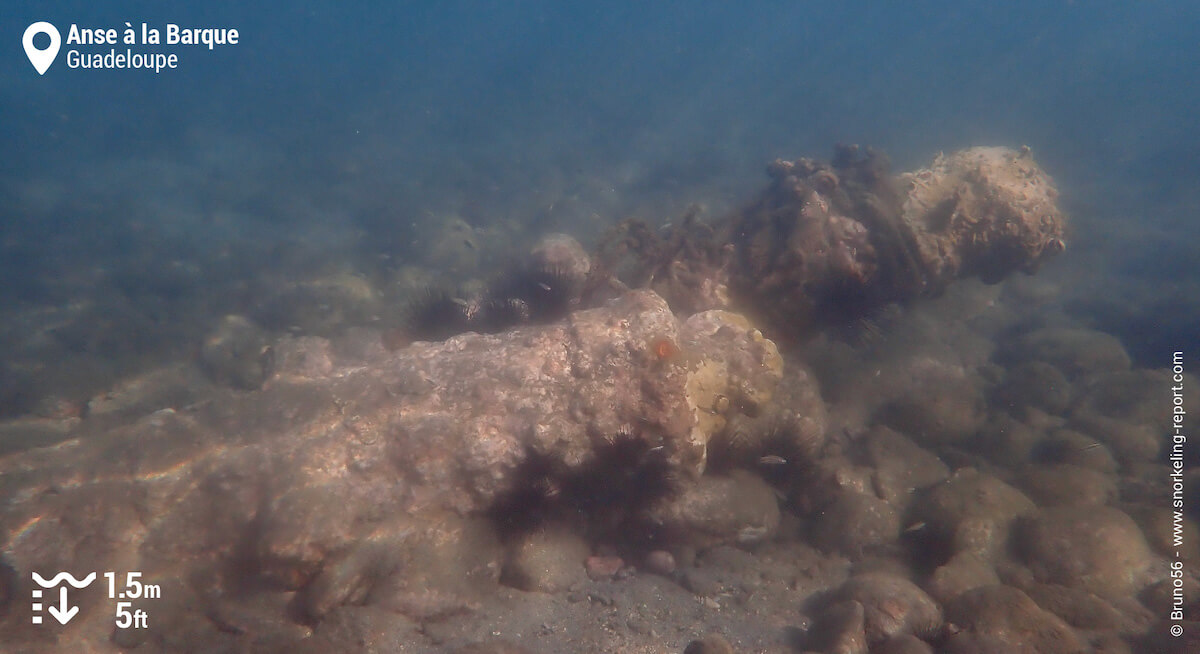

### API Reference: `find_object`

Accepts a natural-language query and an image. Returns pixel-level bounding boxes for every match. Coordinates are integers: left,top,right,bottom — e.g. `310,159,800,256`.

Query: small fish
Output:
758,455,788,466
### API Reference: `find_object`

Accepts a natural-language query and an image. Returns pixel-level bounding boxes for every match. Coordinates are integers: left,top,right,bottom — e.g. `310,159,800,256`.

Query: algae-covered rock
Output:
927,551,1001,604
864,427,950,508
899,146,1066,285
804,600,869,654
943,584,1086,653
833,572,943,643
706,361,825,473
907,468,1036,560
646,470,781,548
998,326,1131,379
530,233,591,288
1014,506,1154,599
714,145,1066,338
1014,463,1116,507
993,360,1073,415
0,289,781,651
500,525,590,593
810,490,901,558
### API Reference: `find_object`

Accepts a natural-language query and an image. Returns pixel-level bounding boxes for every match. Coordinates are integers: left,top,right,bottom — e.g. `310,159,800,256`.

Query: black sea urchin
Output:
487,264,576,324
404,287,474,341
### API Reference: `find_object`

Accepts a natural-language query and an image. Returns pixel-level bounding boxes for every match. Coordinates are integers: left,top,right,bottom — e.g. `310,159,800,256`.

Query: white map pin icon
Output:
23,22,61,75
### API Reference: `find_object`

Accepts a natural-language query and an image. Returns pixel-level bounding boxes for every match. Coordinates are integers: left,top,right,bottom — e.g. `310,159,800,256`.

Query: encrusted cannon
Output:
596,145,1066,339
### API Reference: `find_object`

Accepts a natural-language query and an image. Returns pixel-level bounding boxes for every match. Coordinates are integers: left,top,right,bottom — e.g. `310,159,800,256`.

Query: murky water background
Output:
2,2,1199,652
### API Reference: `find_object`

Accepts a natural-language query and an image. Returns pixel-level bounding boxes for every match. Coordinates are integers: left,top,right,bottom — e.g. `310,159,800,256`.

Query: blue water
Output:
1,1,1198,404
6,2,1195,174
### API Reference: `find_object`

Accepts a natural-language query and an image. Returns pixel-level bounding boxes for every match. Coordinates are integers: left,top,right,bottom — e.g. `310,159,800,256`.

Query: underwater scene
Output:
2,1,1199,652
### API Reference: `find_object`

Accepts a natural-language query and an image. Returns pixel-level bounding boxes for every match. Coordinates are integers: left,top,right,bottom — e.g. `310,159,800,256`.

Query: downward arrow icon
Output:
47,586,79,625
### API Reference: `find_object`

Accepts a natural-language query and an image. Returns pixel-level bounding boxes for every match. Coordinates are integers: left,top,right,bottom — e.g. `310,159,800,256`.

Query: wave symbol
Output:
31,572,96,588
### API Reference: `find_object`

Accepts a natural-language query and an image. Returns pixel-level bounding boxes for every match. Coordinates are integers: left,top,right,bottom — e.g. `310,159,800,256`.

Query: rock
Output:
863,427,950,508
1137,624,1200,654
998,327,1131,379
1014,506,1154,599
251,272,381,336
680,567,722,598
530,233,591,288
907,468,1036,560
723,146,1066,337
810,490,901,558
1015,464,1116,507
1141,576,1200,618
678,311,785,469
199,314,273,390
330,326,390,364
943,585,1086,653
584,555,623,581
1032,428,1119,473
683,633,736,654
501,525,590,593
1069,412,1162,466
296,530,406,620
0,289,782,651
1022,582,1149,632
800,456,878,506
1127,505,1200,562
993,361,1072,415
197,590,312,650
270,335,335,380
1088,633,1136,654
873,634,935,654
256,484,365,589
926,552,1000,604
833,572,943,643
647,470,781,548
644,550,676,576
898,146,1066,286
310,605,422,653
30,394,86,420
0,415,82,457
974,411,1047,467
85,365,206,423
370,517,503,621
1073,368,1178,429
804,600,868,654
874,364,986,446
707,363,826,473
